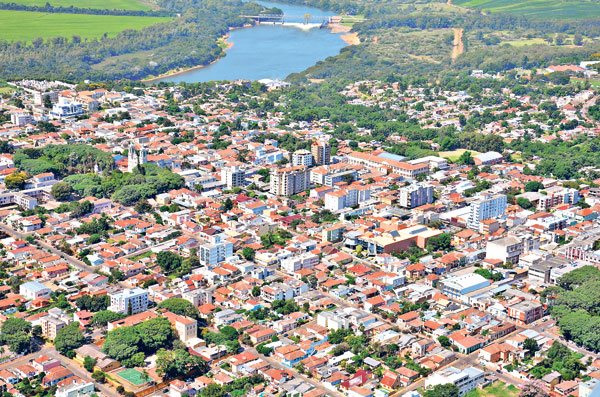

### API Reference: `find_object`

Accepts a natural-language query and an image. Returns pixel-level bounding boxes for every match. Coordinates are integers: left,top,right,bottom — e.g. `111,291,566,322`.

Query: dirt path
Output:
407,53,441,64
451,27,464,60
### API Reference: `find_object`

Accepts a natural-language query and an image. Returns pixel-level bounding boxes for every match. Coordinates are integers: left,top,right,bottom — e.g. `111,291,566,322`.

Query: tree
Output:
54,322,85,355
426,233,452,252
251,286,261,297
423,384,460,397
92,371,106,383
242,247,255,261
457,151,474,165
519,381,549,397
517,197,533,210
524,338,540,356
83,356,97,372
91,310,126,327
43,95,53,109
156,251,182,273
5,172,27,190
438,335,451,347
134,199,153,214
0,318,31,353
157,298,201,319
50,182,73,201
525,181,544,192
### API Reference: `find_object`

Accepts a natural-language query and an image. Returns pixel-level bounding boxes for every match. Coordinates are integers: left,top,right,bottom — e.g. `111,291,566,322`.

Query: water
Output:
156,0,346,83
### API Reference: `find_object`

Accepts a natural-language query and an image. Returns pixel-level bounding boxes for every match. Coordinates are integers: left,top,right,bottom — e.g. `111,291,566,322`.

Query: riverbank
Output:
142,34,234,82
340,32,359,45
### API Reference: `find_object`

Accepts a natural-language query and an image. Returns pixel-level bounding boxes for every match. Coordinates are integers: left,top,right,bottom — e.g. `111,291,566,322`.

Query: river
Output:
155,0,346,83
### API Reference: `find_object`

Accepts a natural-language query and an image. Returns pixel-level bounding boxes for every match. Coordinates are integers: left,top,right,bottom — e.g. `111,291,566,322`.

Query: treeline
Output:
13,145,114,177
0,2,172,16
0,0,267,81
547,266,600,352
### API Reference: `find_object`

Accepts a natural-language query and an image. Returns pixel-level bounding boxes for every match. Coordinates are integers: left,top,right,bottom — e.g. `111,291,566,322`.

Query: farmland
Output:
0,0,152,10
0,10,170,42
453,0,600,19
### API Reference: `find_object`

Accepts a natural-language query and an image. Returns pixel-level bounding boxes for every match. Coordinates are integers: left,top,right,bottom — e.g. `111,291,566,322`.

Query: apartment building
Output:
467,193,507,230
221,166,245,189
108,288,149,314
486,236,523,264
425,367,484,395
270,166,310,196
398,183,434,209
311,141,331,166
292,150,313,167
324,186,370,211
198,239,233,268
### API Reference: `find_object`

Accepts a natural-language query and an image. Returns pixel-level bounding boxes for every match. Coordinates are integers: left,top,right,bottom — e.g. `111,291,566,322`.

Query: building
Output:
579,379,600,397
311,141,331,166
55,377,95,397
425,367,484,395
323,224,345,243
398,183,434,209
10,112,33,127
486,236,523,264
507,301,543,325
325,186,370,211
347,151,428,179
182,289,212,306
20,281,51,300
473,152,502,166
441,273,490,301
198,239,233,268
270,166,310,196
127,141,148,173
292,150,313,167
221,166,245,189
357,225,442,255
281,252,319,273
108,288,149,314
50,97,84,119
163,312,197,342
40,316,67,340
467,193,507,230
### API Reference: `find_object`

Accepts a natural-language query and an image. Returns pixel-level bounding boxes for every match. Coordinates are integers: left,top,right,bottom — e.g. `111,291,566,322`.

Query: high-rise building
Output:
292,150,314,167
269,166,310,196
398,183,434,209
467,193,507,230
221,166,245,189
311,141,331,166
199,240,234,268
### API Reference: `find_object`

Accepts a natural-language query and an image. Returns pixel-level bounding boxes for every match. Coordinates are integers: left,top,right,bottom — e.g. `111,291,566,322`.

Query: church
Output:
127,141,148,172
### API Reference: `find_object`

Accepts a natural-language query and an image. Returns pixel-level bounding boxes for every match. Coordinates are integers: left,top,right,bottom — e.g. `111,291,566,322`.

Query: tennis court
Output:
116,368,148,386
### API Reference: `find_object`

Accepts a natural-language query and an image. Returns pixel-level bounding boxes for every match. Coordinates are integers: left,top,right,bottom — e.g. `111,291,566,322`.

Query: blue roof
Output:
377,152,406,162
21,281,49,292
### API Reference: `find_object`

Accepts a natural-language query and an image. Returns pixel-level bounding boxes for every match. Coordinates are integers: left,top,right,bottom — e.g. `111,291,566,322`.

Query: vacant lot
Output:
0,11,170,42
439,148,481,162
466,381,519,397
453,0,600,19
3,0,151,10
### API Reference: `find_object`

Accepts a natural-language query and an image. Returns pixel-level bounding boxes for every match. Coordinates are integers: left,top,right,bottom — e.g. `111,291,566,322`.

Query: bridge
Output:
240,14,367,25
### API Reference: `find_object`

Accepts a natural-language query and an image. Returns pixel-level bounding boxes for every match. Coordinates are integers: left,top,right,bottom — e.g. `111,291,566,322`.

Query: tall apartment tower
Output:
467,193,507,230
270,166,311,196
311,141,331,166
221,166,245,189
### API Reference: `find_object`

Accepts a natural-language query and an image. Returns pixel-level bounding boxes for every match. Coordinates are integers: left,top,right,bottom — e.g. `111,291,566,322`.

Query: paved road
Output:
249,347,344,397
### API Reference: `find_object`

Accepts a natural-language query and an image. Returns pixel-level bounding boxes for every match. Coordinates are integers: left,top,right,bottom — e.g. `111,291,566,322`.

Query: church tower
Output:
128,140,137,172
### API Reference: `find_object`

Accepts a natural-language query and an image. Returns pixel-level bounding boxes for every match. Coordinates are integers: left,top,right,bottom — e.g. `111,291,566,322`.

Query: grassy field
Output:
3,0,151,10
0,11,170,42
466,381,519,397
453,0,600,19
439,148,481,162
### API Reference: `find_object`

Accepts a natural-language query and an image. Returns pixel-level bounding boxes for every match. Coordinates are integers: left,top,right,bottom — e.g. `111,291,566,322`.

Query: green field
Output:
439,149,481,162
0,11,170,42
4,0,151,10
453,0,600,19
116,368,148,386
466,381,519,397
